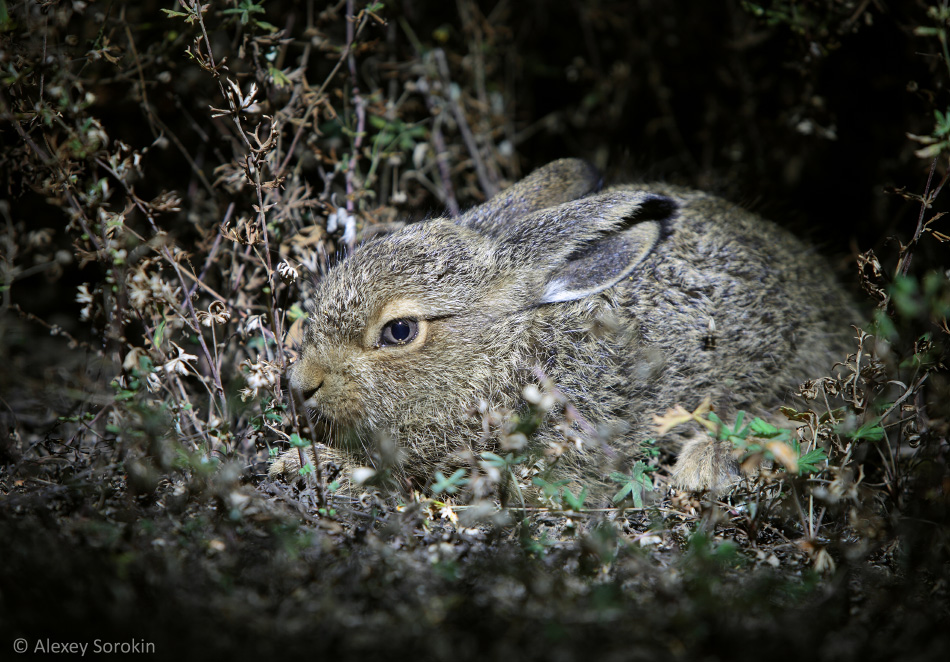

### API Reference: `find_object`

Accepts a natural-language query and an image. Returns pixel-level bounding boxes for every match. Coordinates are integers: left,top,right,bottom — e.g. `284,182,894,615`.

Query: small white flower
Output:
277,261,298,284
163,342,198,375
522,384,542,405
240,359,280,399
440,503,459,524
126,270,150,310
500,432,527,452
327,208,356,245
145,372,162,393
351,467,377,485
197,301,231,327
478,460,502,484
245,314,265,334
76,283,94,304
413,142,429,169
341,213,356,246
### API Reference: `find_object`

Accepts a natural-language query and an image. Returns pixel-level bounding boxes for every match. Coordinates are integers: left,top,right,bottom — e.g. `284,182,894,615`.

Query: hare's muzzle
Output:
289,358,324,404
298,384,320,401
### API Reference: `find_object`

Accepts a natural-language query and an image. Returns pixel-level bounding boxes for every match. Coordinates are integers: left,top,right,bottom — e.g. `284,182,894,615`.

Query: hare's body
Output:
273,160,858,493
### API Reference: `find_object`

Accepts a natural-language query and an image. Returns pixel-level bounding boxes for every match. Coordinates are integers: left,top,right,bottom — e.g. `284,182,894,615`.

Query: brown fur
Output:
271,159,859,495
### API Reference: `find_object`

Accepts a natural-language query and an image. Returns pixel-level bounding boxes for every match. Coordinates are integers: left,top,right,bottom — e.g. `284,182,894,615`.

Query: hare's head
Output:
291,220,502,431
290,159,677,443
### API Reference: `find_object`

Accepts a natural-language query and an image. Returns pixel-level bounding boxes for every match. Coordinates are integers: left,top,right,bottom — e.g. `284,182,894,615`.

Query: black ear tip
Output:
641,195,677,217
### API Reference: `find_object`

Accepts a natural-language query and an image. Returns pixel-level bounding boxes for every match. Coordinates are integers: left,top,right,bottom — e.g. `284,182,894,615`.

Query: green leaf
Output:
733,410,746,432
749,418,779,437
798,447,828,474
289,433,309,447
269,67,291,87
935,109,950,137
223,0,266,25
114,389,136,402
914,141,950,159
431,468,468,495
844,419,886,442
748,417,791,441
871,308,898,342
480,451,526,468
286,303,307,322
609,462,654,507
562,486,588,510
153,319,166,348
531,476,570,500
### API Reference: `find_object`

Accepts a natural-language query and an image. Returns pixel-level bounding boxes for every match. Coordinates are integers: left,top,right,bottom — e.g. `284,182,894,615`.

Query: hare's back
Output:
615,184,857,406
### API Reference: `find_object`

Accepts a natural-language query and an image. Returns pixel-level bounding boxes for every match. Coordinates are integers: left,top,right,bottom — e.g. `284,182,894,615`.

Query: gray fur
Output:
271,159,859,495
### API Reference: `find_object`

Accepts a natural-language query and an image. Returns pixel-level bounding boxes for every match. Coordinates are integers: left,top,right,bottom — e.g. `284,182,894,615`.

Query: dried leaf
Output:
654,396,713,435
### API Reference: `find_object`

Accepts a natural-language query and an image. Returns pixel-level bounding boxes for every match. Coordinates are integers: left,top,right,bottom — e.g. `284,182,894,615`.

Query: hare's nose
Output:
289,359,324,401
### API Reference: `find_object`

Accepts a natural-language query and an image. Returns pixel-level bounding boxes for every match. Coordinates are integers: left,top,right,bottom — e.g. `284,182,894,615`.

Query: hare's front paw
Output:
268,447,312,480
268,445,348,484
671,435,740,493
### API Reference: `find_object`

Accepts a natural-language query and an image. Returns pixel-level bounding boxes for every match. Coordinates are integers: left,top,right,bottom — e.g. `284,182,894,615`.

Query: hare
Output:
270,159,859,496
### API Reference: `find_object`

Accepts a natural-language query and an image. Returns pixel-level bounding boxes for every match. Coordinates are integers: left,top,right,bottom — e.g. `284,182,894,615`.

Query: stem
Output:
898,156,938,277
344,0,367,250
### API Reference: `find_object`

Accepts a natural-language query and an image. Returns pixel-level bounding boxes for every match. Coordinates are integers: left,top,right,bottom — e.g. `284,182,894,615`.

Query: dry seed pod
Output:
272,159,859,495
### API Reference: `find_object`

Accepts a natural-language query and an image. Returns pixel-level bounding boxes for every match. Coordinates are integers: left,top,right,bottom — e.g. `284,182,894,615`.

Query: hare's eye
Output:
379,318,418,347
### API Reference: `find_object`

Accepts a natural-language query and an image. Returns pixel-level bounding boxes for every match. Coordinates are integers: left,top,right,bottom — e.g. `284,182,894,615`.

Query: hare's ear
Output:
458,159,602,233
495,188,677,304
539,221,661,303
